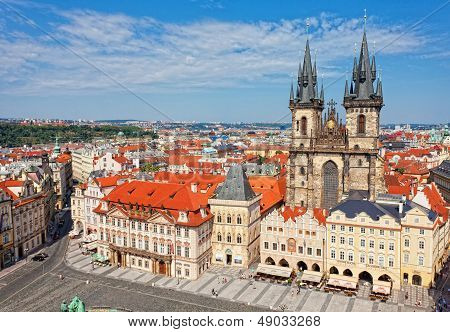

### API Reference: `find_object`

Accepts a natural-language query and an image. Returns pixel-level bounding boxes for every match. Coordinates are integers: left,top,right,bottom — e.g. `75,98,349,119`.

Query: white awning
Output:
83,241,98,251
372,280,391,295
327,275,358,290
256,264,291,278
301,270,323,283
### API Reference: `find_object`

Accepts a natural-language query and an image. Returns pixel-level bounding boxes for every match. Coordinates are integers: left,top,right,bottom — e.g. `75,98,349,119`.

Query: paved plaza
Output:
66,240,432,312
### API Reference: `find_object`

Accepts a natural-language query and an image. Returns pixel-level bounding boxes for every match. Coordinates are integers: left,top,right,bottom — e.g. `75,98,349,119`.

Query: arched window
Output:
300,167,305,175
226,233,232,243
227,215,231,224
217,215,222,223
301,117,307,135
217,233,222,242
237,234,242,244
358,114,366,134
237,215,242,224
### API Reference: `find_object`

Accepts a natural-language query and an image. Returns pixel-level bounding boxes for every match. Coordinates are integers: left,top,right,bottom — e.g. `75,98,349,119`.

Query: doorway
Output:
226,254,232,265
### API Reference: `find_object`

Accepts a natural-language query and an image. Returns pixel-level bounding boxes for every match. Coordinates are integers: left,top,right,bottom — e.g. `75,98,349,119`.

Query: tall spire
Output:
376,67,383,97
289,80,294,102
353,21,375,99
370,54,376,81
352,43,358,82
299,38,315,103
344,79,349,97
320,74,324,101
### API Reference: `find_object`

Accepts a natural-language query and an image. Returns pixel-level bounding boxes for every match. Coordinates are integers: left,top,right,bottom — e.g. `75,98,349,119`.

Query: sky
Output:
0,0,449,124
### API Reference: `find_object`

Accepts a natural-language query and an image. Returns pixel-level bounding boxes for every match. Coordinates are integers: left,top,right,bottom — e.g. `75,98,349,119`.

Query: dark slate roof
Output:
331,198,437,222
347,190,369,200
431,160,450,180
215,165,257,201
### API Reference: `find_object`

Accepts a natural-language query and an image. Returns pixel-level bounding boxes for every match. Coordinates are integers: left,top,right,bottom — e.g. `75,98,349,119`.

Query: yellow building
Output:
327,193,448,289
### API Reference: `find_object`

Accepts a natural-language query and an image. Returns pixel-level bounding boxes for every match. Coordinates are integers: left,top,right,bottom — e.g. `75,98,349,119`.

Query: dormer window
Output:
178,212,188,222
200,208,206,218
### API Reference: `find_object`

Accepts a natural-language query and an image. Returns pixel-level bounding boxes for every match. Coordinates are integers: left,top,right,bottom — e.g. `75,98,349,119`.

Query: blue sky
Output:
0,0,449,123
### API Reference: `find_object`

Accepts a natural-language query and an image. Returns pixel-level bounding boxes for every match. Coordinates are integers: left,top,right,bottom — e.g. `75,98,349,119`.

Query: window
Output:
404,238,410,247
184,229,189,238
153,225,158,233
185,269,190,277
360,217,366,223
138,239,143,249
419,240,424,250
217,215,222,223
368,255,374,265
138,260,142,267
264,241,269,250
339,251,345,260
390,231,394,237
237,215,242,224
160,244,164,253
340,236,345,245
414,217,419,223
388,257,394,267
145,260,149,269
316,248,322,257
403,252,409,263
348,237,354,246
360,253,365,264
405,227,410,233
296,120,299,132
349,226,354,233
379,242,385,250
379,230,384,236
357,114,366,134
237,234,242,244
418,255,424,266
176,227,181,237
217,233,222,242
185,247,190,258
331,225,336,231
160,226,164,234
273,243,278,251
137,222,142,231
176,246,181,256
307,247,313,255
132,238,136,248
331,235,336,243
227,215,232,224
378,255,385,267
360,239,366,247
360,227,365,234
369,228,374,234
300,167,305,175
301,117,307,136
131,221,135,230
348,252,354,262
298,246,303,254
389,242,394,251
369,240,374,248
419,229,425,235
340,225,345,232
331,249,336,259
227,233,232,243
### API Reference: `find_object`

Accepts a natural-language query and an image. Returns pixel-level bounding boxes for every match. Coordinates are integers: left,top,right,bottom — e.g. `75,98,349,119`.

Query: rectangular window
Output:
369,228,374,234
273,243,278,251
177,246,181,256
360,227,365,234
340,225,345,232
403,252,409,263
307,247,313,256
418,256,424,266
369,256,374,265
360,239,366,247
331,249,336,259
132,238,136,248
419,229,425,235
184,247,190,258
160,226,164,234
331,235,336,243
379,229,384,236
281,244,286,252
316,248,322,257
331,224,336,231
390,231,394,237
389,242,394,251
339,251,345,260
378,256,384,267
360,254,365,264
153,242,157,252
348,237,354,246
349,226,354,233
369,240,374,249
340,237,345,245
153,225,158,233
264,242,269,250
404,238,410,247
185,269,190,277
176,227,181,236
388,257,394,267
379,242,385,250
160,244,164,253
298,246,303,254
348,252,354,262
184,229,189,238
145,240,149,251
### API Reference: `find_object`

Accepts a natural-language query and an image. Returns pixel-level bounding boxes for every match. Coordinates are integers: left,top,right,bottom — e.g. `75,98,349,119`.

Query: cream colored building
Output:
327,193,448,289
260,207,327,273
209,165,262,267
72,148,101,182
0,188,14,270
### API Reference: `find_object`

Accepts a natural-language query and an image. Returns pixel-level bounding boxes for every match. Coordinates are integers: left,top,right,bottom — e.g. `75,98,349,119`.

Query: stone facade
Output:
286,32,385,210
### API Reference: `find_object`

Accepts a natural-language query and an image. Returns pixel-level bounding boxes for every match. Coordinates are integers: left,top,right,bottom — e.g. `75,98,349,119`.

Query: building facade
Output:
260,207,327,273
209,166,262,267
0,188,14,270
286,30,385,210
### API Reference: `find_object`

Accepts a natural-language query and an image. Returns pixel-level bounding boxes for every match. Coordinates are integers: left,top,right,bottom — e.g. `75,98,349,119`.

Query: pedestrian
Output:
297,288,301,295
291,290,294,297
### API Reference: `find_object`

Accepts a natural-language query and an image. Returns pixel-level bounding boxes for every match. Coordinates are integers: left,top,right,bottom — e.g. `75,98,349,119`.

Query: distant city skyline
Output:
0,0,449,124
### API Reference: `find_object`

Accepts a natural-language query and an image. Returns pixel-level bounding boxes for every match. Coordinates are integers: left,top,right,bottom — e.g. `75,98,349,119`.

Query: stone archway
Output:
279,259,289,268
359,271,373,283
265,257,275,265
297,261,308,271
412,275,422,286
311,263,320,272
322,161,339,209
343,269,353,277
378,274,392,282
329,266,339,275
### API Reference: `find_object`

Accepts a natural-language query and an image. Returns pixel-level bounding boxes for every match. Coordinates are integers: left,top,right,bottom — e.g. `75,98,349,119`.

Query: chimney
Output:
399,201,404,214
191,182,198,193
281,205,285,212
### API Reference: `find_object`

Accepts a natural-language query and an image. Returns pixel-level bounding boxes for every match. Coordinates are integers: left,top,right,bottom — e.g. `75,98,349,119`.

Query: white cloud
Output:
0,9,428,95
